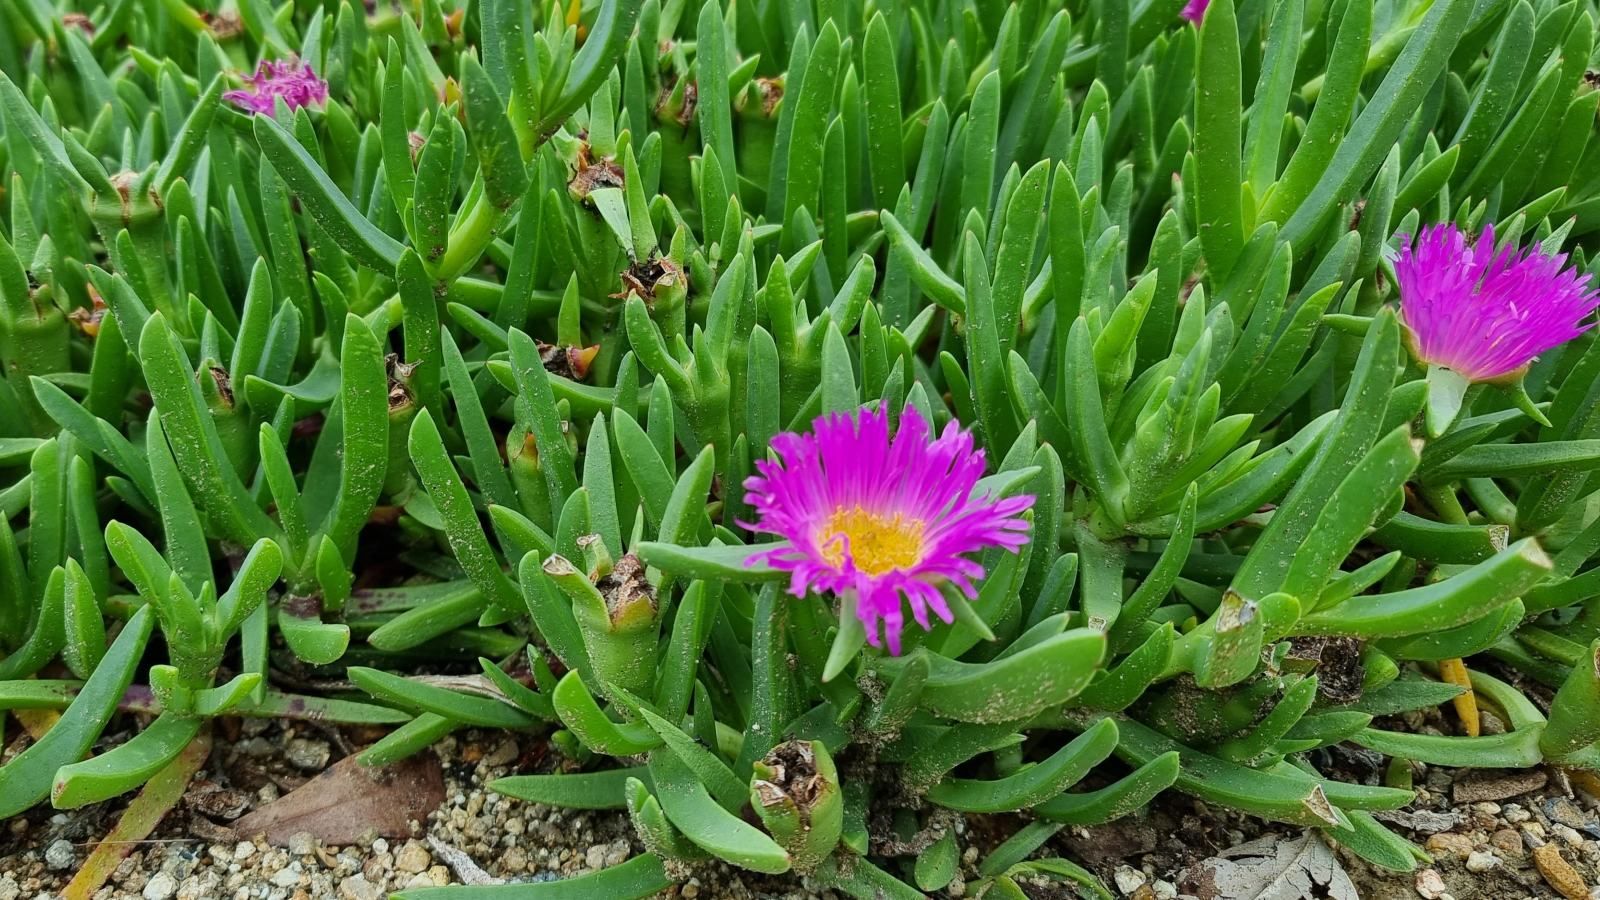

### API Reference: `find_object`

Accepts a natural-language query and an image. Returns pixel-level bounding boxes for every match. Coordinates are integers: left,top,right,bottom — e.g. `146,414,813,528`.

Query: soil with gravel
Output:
5,715,1600,900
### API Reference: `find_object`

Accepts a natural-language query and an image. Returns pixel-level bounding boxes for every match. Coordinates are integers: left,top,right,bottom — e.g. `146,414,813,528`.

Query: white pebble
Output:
1113,865,1146,895
44,840,75,871
142,872,178,900
1465,851,1498,873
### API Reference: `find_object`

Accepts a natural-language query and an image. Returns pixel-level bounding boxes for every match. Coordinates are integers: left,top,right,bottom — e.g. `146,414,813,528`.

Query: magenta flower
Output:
742,407,1034,655
224,58,328,115
1395,224,1600,382
1182,0,1210,23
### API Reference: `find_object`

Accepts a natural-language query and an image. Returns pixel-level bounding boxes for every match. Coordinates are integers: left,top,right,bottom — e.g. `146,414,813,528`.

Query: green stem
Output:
436,190,507,283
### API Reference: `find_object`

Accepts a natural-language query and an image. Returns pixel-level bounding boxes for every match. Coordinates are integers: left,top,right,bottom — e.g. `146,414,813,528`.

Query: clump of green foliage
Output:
3,0,1600,896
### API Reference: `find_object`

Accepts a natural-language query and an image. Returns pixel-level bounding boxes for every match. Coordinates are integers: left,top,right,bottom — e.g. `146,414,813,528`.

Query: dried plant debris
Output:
231,753,445,846
1180,834,1359,900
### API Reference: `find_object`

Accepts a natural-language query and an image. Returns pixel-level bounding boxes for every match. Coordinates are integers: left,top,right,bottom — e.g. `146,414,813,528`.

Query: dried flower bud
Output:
615,255,685,302
750,741,842,872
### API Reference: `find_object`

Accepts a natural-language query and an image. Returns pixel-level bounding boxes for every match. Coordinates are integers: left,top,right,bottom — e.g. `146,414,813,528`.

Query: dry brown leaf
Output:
231,750,444,846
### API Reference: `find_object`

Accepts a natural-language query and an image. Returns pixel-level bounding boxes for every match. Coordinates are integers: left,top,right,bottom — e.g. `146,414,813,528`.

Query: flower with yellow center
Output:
817,507,927,575
743,407,1034,655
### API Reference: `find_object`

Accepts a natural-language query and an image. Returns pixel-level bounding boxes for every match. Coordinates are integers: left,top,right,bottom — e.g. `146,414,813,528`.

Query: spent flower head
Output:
1182,0,1211,23
224,58,328,115
1395,224,1600,382
742,407,1034,655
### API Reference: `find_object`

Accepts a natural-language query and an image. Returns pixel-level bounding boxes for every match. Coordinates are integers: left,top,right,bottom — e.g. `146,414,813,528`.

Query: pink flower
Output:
1395,224,1600,381
1182,0,1210,23
742,407,1034,655
225,58,328,115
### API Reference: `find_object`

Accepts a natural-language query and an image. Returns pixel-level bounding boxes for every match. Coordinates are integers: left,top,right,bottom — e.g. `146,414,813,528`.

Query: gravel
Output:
7,716,1600,900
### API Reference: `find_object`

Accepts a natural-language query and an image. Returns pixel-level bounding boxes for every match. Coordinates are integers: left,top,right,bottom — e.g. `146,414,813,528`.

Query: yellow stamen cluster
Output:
818,506,925,575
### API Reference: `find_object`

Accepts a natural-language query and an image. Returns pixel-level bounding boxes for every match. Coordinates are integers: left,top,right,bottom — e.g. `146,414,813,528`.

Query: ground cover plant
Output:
3,0,1600,896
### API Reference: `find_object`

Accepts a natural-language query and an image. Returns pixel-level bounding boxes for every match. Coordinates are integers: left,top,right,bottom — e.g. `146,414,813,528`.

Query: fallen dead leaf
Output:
231,750,443,846
1180,833,1359,900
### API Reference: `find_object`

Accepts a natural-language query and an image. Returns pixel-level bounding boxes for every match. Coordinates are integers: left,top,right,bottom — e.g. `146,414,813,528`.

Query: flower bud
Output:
507,428,552,526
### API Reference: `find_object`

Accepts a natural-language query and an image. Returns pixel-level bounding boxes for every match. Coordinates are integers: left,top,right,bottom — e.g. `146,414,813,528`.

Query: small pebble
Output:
1454,769,1548,803
285,737,331,770
481,739,518,768
1423,833,1473,856
287,832,316,856
1554,824,1586,847
44,840,75,871
337,874,383,900
1114,865,1146,895
1547,798,1589,830
502,847,529,872
233,840,257,861
1464,851,1498,873
1491,829,1523,856
142,872,178,900
1414,868,1447,900
176,871,221,900
236,736,274,757
395,841,432,874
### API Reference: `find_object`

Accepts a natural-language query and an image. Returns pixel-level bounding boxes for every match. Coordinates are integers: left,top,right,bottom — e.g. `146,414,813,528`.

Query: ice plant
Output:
14,0,1600,890
224,58,328,114
742,407,1034,655
1395,224,1600,382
